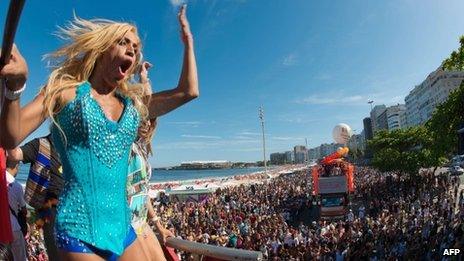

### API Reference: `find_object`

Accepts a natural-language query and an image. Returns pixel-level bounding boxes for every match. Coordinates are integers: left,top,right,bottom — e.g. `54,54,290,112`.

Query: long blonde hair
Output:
42,16,148,133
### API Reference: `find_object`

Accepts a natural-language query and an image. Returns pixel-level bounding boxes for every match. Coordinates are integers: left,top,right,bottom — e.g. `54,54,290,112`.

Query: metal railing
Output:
164,237,263,261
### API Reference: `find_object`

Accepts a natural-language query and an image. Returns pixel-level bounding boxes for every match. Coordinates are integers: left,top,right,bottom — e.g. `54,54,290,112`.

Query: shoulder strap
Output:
75,81,91,98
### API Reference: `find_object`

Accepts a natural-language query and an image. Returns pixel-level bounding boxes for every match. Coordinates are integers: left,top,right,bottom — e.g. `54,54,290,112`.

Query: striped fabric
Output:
24,139,52,210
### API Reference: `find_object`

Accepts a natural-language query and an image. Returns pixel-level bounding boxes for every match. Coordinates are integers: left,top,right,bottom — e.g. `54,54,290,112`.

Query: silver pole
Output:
259,106,267,174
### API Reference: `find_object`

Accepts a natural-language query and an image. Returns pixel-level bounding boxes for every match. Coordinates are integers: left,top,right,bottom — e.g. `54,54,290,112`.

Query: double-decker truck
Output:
312,147,354,220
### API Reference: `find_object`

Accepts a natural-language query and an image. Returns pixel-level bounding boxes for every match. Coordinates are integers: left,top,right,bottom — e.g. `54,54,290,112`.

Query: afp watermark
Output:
443,248,461,256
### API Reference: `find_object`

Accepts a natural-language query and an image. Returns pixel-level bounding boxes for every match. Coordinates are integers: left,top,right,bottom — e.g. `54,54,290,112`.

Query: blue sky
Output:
1,0,464,167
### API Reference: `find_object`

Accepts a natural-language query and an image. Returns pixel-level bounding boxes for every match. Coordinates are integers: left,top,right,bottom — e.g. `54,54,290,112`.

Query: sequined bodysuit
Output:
51,81,140,255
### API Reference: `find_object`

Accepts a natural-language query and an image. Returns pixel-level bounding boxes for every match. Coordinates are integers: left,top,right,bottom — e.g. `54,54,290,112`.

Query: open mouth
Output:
118,59,133,77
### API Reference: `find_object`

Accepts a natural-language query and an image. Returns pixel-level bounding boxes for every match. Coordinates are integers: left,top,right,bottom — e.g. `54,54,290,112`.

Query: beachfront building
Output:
363,117,373,141
319,143,341,158
308,147,319,160
285,151,294,163
270,152,286,165
308,143,342,160
386,104,407,130
294,145,308,164
176,160,232,170
405,67,464,127
347,134,365,152
270,151,296,165
370,105,387,132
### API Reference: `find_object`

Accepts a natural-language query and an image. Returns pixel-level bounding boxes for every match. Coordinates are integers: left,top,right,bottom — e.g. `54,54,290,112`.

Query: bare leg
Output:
142,225,167,261
119,237,149,261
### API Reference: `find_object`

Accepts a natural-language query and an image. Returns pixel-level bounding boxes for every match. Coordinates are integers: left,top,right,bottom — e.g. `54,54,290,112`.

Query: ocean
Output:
16,163,265,184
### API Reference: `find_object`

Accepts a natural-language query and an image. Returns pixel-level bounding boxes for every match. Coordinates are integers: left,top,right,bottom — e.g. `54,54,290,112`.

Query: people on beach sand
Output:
0,4,198,260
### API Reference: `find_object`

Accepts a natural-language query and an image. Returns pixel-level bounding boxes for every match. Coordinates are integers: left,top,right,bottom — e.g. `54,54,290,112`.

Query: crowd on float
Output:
153,167,464,260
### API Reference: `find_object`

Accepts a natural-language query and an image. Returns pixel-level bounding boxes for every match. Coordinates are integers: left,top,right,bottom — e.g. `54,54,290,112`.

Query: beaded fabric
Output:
51,81,140,255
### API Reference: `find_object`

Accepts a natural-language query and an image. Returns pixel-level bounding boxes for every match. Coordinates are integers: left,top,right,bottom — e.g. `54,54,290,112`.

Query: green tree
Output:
425,35,464,159
425,83,464,159
442,36,464,71
369,36,464,174
368,126,435,175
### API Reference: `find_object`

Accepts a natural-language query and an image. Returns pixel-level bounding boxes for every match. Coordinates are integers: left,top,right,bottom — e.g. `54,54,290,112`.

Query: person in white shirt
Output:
6,159,27,261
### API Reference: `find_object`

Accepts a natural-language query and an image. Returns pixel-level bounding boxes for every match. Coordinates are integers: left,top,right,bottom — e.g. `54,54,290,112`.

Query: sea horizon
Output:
16,163,267,184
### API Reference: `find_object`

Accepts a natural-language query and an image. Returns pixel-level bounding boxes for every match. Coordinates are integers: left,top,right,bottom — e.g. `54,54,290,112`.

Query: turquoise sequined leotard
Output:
51,81,140,255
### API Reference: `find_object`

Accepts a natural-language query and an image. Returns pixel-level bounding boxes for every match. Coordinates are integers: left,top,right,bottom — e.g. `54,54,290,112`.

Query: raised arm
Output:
0,45,27,148
0,45,49,147
17,93,47,143
147,5,199,119
139,61,153,94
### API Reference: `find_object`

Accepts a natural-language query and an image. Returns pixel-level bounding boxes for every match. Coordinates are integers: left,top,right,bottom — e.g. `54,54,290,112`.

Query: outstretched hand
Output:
178,4,193,45
139,61,152,85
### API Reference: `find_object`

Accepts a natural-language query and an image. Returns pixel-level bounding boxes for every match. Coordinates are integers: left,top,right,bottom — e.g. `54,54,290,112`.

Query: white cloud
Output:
314,72,332,80
297,92,405,107
230,147,262,152
237,131,261,136
156,141,219,150
167,121,201,127
181,134,222,139
345,95,363,102
169,0,187,7
272,136,304,141
233,135,254,140
282,53,298,66
156,135,262,151
299,96,337,105
278,116,319,124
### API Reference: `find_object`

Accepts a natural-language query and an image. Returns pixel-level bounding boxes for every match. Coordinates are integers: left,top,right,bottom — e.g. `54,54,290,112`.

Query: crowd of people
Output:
149,166,299,191
24,226,47,261
153,167,464,260
7,166,464,260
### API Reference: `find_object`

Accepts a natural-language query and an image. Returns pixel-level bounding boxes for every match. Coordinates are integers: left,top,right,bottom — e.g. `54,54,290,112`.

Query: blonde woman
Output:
1,5,198,261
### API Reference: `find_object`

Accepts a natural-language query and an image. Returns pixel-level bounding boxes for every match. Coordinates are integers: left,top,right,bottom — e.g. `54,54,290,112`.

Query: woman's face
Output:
98,30,140,84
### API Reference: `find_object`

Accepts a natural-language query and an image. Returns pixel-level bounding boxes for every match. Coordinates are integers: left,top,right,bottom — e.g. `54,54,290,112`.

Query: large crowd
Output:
154,167,464,260
17,167,464,260
24,226,47,261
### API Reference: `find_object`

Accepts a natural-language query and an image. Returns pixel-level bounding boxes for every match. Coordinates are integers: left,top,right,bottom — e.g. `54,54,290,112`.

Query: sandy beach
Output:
148,164,310,196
